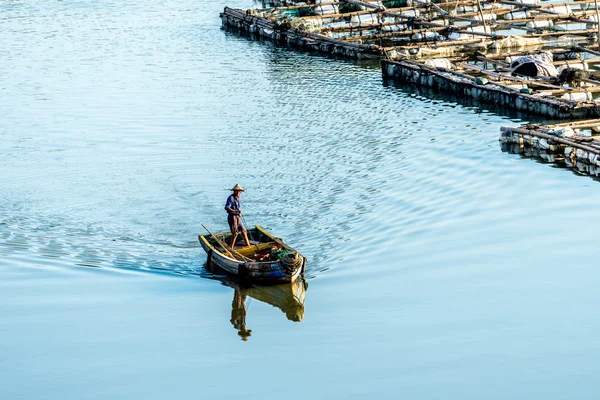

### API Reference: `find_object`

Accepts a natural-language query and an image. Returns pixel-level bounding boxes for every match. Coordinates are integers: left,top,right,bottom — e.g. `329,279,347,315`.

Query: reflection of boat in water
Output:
206,260,307,341
241,278,307,322
199,225,306,283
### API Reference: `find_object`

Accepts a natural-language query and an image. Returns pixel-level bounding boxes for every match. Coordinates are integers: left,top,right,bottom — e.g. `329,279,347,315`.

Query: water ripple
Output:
2,0,600,282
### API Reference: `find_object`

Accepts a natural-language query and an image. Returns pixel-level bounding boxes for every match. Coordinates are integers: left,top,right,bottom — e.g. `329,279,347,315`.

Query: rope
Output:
241,215,254,241
279,252,303,273
241,214,262,255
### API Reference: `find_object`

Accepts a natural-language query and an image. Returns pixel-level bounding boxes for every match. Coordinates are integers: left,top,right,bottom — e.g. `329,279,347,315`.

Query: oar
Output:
201,224,252,262
201,224,237,259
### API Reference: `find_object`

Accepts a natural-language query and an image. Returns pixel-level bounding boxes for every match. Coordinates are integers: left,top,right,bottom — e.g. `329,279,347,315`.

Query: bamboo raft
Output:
223,0,600,60
221,6,384,59
382,45,600,118
500,118,600,176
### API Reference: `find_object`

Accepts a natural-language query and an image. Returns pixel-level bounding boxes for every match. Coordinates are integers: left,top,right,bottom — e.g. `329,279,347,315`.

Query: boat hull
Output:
199,226,305,283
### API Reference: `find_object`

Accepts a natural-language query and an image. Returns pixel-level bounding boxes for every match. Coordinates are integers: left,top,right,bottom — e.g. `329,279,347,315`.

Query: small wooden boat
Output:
198,225,306,283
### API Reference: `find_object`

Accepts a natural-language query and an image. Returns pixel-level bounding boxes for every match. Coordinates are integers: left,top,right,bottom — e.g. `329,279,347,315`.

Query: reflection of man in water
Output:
231,290,252,341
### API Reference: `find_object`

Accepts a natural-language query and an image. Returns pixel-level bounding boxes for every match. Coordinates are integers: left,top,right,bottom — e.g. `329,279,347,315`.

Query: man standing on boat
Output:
225,184,251,249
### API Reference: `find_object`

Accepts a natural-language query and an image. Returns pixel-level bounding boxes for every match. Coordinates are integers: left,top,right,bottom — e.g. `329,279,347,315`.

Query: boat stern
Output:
279,252,305,282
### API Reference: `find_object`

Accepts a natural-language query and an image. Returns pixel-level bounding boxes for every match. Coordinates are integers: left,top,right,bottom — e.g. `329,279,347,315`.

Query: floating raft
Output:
382,45,600,118
500,119,600,176
222,0,600,60
221,6,383,59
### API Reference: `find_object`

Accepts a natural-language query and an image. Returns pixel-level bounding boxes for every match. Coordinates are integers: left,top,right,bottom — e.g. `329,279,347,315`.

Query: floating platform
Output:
382,45,600,118
500,119,600,177
222,0,600,60
221,6,383,59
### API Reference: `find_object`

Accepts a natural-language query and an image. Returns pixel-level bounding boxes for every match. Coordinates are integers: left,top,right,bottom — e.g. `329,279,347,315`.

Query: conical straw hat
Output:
231,184,244,192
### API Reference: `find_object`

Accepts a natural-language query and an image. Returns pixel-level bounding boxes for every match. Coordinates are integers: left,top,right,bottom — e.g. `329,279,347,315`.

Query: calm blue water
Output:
2,0,600,399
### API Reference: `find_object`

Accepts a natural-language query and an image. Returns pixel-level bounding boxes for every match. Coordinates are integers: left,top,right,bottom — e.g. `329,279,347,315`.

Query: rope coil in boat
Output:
280,252,302,274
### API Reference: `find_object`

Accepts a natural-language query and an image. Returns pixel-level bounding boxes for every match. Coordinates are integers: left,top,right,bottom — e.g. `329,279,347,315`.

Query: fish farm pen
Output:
224,0,600,178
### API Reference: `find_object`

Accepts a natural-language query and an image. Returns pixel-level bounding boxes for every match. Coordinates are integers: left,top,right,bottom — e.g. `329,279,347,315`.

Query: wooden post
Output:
475,0,488,35
595,0,600,44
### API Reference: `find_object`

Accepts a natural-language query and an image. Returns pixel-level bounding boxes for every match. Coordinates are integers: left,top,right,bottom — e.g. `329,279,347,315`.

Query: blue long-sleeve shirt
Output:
225,195,240,215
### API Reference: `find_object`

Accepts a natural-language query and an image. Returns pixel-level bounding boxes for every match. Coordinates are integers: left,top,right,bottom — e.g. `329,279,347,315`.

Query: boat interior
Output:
207,227,290,260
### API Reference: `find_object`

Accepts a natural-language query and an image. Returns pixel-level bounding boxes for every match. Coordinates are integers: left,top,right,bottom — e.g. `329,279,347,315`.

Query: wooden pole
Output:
504,127,600,155
201,224,252,262
595,0,600,44
546,118,600,128
457,63,563,89
475,0,488,34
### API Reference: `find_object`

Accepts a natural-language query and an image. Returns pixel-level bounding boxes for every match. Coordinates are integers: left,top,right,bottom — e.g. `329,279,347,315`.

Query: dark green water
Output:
2,0,600,398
